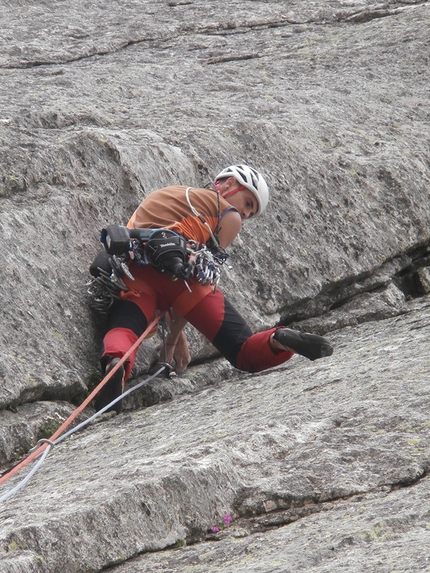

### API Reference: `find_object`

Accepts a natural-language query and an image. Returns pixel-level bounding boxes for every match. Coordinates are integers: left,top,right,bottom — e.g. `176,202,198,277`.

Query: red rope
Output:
0,313,164,487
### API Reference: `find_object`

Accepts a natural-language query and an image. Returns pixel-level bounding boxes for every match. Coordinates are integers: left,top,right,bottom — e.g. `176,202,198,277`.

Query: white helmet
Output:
215,164,269,216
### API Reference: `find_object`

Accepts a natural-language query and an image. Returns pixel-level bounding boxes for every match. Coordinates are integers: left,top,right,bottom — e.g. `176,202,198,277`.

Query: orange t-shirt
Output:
127,185,234,245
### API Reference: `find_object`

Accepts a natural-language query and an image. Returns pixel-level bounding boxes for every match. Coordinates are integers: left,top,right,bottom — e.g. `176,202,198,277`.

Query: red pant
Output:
103,262,293,379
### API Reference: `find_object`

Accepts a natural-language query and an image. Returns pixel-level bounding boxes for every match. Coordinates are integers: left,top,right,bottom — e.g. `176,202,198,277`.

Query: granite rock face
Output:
1,297,429,572
0,1,429,571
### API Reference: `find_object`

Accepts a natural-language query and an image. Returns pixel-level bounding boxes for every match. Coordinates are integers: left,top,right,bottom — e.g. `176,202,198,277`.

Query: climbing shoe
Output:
273,328,333,361
94,357,125,414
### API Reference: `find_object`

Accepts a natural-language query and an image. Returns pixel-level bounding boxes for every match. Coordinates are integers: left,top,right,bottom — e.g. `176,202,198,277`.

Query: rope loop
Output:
29,439,56,453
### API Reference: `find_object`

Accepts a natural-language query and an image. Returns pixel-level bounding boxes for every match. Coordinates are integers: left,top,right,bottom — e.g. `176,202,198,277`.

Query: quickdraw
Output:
86,254,132,314
187,243,221,290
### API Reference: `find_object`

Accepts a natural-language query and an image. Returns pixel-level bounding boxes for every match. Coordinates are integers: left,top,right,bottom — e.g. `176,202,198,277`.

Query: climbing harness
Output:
87,217,229,313
0,312,170,503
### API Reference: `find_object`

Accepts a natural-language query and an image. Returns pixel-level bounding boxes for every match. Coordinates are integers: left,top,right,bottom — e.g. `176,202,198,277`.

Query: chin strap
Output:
221,184,247,200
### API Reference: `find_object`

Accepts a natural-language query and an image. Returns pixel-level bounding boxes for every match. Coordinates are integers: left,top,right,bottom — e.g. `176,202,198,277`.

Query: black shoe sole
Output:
94,358,125,414
274,328,333,361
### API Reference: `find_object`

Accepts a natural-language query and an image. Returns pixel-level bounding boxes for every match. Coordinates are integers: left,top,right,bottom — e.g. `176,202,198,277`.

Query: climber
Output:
92,164,333,413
